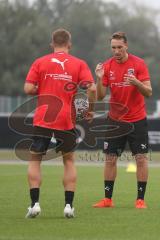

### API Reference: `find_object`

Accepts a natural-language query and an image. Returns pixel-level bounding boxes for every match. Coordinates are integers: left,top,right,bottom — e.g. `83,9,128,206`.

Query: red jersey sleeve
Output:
137,60,150,82
102,63,109,87
78,60,94,87
26,59,39,85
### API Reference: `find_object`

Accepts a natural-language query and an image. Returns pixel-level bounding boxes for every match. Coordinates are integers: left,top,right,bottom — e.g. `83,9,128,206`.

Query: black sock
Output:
65,191,74,207
30,188,40,207
104,180,114,199
137,181,147,200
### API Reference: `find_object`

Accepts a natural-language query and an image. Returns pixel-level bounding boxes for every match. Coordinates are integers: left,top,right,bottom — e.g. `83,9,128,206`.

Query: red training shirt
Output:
102,54,150,122
26,52,94,130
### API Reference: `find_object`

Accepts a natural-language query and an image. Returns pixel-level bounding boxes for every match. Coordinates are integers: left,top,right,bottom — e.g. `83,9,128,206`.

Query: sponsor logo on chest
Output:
110,68,135,88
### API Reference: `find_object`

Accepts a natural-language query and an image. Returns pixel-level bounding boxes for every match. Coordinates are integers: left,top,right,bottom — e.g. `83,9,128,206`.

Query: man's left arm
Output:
124,75,152,97
133,79,152,98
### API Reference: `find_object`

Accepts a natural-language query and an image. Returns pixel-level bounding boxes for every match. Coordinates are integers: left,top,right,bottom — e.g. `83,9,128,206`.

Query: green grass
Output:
0,165,160,240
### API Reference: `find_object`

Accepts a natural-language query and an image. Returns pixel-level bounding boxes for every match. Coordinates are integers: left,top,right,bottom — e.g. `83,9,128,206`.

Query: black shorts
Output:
30,126,77,154
103,117,149,156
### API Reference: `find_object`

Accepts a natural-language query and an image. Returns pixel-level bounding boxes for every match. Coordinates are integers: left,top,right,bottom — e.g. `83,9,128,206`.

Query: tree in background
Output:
0,0,160,100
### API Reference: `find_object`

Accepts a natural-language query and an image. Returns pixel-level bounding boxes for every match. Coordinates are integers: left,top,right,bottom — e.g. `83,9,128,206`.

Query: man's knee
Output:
63,152,74,164
105,154,117,167
135,154,148,167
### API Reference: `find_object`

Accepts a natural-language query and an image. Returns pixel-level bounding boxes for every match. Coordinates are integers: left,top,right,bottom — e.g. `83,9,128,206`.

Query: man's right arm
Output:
95,63,107,100
24,60,39,95
24,83,38,95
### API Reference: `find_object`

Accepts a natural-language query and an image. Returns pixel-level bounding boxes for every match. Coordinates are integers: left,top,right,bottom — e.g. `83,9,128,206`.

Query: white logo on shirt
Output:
45,73,72,81
51,58,68,71
109,71,115,81
111,82,131,88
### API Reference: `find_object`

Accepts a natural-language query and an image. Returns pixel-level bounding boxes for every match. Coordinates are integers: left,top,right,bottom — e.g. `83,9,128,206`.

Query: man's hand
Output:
124,74,152,97
95,63,104,79
95,63,106,100
124,74,139,86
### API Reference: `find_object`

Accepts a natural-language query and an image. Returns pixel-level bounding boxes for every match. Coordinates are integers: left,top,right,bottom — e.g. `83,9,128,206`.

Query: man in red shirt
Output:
24,28,96,218
93,32,152,209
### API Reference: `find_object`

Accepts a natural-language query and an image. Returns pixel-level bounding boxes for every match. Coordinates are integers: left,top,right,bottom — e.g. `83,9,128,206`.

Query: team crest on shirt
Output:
127,68,135,75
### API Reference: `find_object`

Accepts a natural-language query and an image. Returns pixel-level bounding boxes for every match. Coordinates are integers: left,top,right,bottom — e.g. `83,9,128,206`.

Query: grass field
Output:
0,163,160,240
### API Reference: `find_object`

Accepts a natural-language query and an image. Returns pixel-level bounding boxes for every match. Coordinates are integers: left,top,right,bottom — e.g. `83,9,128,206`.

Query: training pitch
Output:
0,150,160,240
